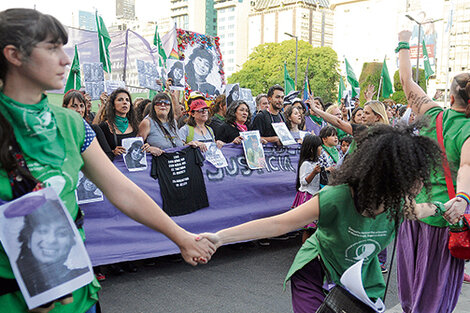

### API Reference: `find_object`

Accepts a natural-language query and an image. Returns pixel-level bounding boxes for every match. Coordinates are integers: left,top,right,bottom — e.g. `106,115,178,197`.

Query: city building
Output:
78,11,96,31
247,0,334,55
330,0,460,101
170,0,218,35
215,0,250,76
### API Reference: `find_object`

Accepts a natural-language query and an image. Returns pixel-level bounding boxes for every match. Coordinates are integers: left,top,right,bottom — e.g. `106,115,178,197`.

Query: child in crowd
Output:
292,135,323,243
339,135,353,159
318,126,339,187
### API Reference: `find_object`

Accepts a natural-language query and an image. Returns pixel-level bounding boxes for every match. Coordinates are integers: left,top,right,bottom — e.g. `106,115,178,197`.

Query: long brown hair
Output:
104,88,138,132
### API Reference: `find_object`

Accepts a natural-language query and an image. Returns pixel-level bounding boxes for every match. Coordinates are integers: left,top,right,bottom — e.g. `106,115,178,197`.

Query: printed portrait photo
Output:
122,137,148,172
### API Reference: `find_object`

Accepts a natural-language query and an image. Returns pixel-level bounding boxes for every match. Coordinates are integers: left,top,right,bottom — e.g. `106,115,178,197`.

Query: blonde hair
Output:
364,101,389,125
326,105,340,115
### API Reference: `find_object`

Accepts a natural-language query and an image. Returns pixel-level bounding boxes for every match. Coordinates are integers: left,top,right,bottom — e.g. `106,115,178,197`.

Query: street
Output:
98,235,405,313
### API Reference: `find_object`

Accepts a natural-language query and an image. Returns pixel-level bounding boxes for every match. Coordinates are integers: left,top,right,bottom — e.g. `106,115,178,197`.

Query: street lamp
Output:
284,32,298,87
405,15,442,83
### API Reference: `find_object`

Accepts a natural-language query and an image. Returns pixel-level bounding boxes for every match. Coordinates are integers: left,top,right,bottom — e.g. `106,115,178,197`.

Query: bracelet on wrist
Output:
395,41,410,53
432,201,446,217
456,192,470,205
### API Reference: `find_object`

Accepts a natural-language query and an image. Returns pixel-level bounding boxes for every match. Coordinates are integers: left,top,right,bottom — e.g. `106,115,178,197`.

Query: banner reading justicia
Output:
81,143,300,266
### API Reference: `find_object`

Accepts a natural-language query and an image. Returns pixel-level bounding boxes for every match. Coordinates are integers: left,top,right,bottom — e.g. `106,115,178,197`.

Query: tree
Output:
358,62,382,104
228,39,340,103
392,68,427,105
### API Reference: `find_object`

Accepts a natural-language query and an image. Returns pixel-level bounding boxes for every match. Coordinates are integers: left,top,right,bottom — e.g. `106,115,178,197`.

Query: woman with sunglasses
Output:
139,93,185,156
179,99,225,152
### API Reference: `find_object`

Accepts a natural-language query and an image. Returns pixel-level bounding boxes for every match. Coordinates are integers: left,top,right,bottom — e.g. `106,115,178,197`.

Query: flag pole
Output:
377,76,383,101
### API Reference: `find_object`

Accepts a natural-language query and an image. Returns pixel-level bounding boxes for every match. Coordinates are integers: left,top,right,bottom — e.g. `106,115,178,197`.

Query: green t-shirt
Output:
418,107,470,227
0,96,100,312
285,184,397,301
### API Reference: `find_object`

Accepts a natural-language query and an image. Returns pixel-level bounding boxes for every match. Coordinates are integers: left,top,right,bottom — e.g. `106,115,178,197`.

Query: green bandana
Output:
214,113,225,122
115,115,129,134
310,114,323,125
0,92,65,168
322,144,339,163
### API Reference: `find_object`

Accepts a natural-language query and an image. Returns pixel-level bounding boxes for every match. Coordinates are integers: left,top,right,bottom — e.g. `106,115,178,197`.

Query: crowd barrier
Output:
81,143,301,266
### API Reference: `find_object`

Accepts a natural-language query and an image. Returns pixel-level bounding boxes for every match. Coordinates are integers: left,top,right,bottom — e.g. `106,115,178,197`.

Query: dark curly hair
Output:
104,88,138,133
225,100,252,128
329,123,441,221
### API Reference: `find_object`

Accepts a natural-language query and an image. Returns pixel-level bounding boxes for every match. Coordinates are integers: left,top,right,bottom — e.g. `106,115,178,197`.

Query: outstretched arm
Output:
200,196,320,248
445,138,470,222
81,139,215,265
398,30,439,116
306,94,353,135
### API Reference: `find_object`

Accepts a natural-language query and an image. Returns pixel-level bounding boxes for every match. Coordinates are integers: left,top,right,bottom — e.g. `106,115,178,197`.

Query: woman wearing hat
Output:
179,98,224,151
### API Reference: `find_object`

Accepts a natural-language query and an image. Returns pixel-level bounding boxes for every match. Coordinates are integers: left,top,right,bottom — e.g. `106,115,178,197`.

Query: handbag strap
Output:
436,111,456,199
383,228,398,303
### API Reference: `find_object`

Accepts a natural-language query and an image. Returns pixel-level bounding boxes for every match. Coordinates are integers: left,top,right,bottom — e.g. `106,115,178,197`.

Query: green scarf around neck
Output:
310,114,323,125
322,144,339,163
115,115,129,134
0,92,65,168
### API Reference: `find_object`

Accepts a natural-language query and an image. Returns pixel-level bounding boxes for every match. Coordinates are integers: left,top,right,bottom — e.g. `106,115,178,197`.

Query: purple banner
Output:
81,143,300,266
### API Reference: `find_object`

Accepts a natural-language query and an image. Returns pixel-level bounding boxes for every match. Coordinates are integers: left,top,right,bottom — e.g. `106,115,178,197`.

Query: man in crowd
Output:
251,85,285,144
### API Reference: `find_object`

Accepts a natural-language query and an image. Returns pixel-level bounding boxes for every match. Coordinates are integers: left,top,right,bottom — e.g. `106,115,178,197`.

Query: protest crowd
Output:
0,7,470,313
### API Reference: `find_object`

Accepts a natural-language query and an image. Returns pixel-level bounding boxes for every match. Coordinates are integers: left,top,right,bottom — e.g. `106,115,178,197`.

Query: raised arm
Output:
398,30,439,116
81,139,215,265
306,95,353,135
200,196,320,248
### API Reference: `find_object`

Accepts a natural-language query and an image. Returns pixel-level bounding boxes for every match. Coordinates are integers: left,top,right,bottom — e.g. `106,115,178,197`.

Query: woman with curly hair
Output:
396,30,470,313
98,88,139,156
198,123,459,312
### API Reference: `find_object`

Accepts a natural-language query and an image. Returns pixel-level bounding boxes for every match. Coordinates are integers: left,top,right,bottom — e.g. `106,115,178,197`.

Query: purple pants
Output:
397,220,464,313
290,257,326,313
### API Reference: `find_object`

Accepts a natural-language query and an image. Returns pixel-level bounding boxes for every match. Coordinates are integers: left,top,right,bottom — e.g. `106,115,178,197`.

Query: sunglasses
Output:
194,108,208,113
155,100,171,106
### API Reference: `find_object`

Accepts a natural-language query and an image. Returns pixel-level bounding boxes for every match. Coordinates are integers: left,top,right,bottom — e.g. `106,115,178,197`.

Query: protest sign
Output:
240,131,266,169
0,188,93,309
272,122,296,146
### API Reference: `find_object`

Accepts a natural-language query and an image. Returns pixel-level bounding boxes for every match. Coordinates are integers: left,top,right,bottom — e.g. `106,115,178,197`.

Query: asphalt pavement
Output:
98,236,469,313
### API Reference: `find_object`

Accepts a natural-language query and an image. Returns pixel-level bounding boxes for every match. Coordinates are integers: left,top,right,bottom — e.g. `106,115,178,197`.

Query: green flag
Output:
65,45,81,93
96,11,111,73
338,76,346,103
422,40,434,80
380,58,393,98
284,63,295,94
154,24,167,67
345,58,360,98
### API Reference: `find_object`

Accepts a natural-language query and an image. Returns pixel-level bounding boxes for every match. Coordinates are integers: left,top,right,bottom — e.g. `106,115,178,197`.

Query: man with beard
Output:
251,84,285,144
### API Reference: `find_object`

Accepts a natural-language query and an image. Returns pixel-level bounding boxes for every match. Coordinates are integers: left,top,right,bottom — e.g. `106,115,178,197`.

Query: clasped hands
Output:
443,197,468,225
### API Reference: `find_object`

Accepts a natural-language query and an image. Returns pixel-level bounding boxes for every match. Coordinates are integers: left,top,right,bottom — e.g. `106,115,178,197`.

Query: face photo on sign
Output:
240,131,266,170
225,83,240,107
240,88,255,114
90,63,104,82
82,63,92,82
166,59,185,90
136,59,146,75
122,137,148,172
203,142,228,168
272,122,296,146
0,188,93,308
184,45,221,96
75,171,103,204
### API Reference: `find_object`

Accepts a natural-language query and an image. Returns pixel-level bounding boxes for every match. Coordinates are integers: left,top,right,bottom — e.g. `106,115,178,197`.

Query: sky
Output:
0,0,170,27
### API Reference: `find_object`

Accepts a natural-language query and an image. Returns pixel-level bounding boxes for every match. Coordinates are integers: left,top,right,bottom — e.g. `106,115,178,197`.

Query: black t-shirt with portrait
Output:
251,109,285,137
151,146,209,216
